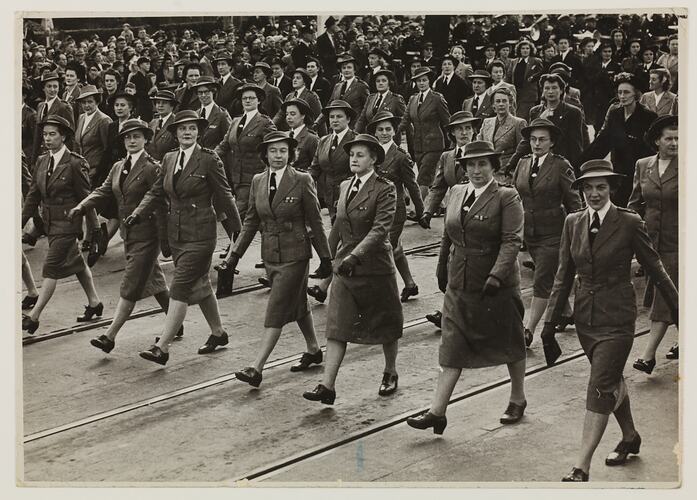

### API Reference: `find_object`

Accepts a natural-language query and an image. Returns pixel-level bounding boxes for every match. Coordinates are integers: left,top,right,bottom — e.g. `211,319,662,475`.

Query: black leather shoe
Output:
21,295,38,310
139,345,169,365
524,328,533,348
98,222,109,256
378,372,398,396
425,310,442,328
22,314,39,334
633,358,656,374
666,343,679,360
522,260,536,271
76,302,104,322
90,334,115,353
175,325,184,338
500,400,527,424
400,285,419,303
406,411,447,434
215,268,234,298
22,233,38,246
197,331,229,354
218,244,230,259
254,261,266,269
307,285,327,303
258,276,271,288
562,467,589,482
303,384,336,405
555,315,575,332
235,366,262,387
605,433,641,466
290,350,323,372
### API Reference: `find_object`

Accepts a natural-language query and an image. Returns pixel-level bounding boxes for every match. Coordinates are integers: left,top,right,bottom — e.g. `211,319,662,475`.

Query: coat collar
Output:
121,151,149,192
346,171,377,213
46,147,73,190
271,166,298,212
590,203,620,254
462,180,498,225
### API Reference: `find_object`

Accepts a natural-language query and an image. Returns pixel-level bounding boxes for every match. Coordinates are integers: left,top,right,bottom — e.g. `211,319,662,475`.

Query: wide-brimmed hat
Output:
336,53,357,66
213,50,234,64
549,61,572,74
410,66,433,81
571,159,625,188
40,114,74,136
645,115,678,144
368,47,389,60
150,89,178,103
521,117,562,142
256,130,298,154
367,110,401,135
166,109,208,135
373,69,395,83
459,140,502,160
467,69,492,83
76,84,102,101
118,118,154,140
190,76,219,91
448,110,482,130
235,82,266,102
253,61,272,77
342,133,385,165
281,97,314,119
111,89,137,105
40,71,61,84
291,67,312,87
322,99,356,120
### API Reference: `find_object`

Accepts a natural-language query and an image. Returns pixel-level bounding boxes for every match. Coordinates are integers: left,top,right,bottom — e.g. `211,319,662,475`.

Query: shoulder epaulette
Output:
168,147,179,152
376,174,393,185
617,206,638,214
569,207,585,213
201,147,215,154
522,153,533,159
69,151,86,159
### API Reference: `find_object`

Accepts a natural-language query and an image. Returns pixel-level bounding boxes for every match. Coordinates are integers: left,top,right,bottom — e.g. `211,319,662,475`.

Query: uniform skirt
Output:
325,272,403,344
42,234,86,279
526,236,561,299
440,285,526,368
647,251,678,324
414,151,441,187
264,260,310,328
169,238,216,305
120,239,168,301
576,323,634,415
388,221,405,259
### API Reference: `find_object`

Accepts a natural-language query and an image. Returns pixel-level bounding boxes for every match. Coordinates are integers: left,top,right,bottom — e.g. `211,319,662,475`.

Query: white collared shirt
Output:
50,145,67,166
372,66,382,74
332,126,350,144
418,88,431,101
532,152,549,166
467,177,495,200
201,102,215,117
221,73,230,85
269,165,286,190
291,123,306,137
292,86,306,97
310,75,318,89
654,91,664,107
158,112,173,127
44,96,58,111
176,143,197,171
658,158,671,177
82,110,97,131
560,49,570,60
381,140,395,154
588,200,612,226
350,170,375,195
343,76,355,92
125,148,145,165
244,109,259,123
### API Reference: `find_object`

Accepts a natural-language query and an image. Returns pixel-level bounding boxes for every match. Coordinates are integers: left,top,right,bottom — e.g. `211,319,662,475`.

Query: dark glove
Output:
436,262,448,293
481,275,501,298
160,239,172,258
337,254,359,277
67,206,84,221
214,252,240,272
124,214,141,227
418,212,432,229
87,228,101,267
309,257,333,279
540,322,562,366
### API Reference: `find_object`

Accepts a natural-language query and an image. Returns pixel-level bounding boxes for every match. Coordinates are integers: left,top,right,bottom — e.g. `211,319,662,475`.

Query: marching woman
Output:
68,119,177,353
540,159,678,481
630,115,680,370
216,131,332,387
126,110,241,365
303,134,402,403
354,69,407,138
511,118,582,347
21,115,103,334
280,98,319,172
407,140,527,434
367,110,424,302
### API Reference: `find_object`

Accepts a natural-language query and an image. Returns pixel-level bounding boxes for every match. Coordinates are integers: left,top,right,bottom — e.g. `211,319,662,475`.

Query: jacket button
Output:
589,290,594,295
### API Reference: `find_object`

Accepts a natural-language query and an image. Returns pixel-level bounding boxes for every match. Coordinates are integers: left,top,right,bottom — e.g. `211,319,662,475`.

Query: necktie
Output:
472,95,479,115
347,177,361,205
418,92,424,105
331,134,338,151
289,130,295,139
589,211,601,245
456,147,463,159
462,189,476,213
200,107,206,119
293,91,298,98
120,155,132,190
529,156,540,189
514,58,527,88
174,151,185,186
340,81,347,98
269,171,277,204
237,113,247,133
274,78,278,87
46,155,55,180
373,93,383,112
158,118,163,130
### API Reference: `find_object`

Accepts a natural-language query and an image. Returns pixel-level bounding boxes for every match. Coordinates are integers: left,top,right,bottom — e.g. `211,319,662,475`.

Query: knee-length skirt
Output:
440,285,526,368
647,251,678,324
325,272,403,344
264,259,310,328
120,239,168,301
526,236,561,299
169,238,216,305
42,234,86,279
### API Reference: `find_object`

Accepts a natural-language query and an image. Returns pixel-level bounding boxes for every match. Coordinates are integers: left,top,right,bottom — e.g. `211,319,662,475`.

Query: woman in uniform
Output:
281,98,319,172
21,115,103,334
630,115,680,370
303,134,402,403
511,118,582,347
541,159,678,481
68,118,177,353
126,110,241,365
216,131,332,387
354,69,407,138
407,140,527,434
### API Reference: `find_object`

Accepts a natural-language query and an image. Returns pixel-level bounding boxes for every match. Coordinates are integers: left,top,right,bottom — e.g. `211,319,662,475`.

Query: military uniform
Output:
74,109,111,185
31,99,75,166
309,128,356,219
354,91,407,135
147,113,177,161
424,146,467,215
326,78,370,127
290,126,319,172
197,103,231,149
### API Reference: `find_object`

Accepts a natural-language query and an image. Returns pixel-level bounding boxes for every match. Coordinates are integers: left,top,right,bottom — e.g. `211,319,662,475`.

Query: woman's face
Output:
484,47,496,59
328,109,349,132
113,97,133,118
617,82,636,107
341,62,356,79
656,127,678,159
465,156,495,188
196,85,214,106
642,50,655,64
42,124,65,151
529,129,554,156
155,100,174,116
582,177,612,211
375,75,390,93
185,68,201,86
451,123,475,146
349,144,376,175
373,120,395,144
451,47,464,60
79,96,98,114
123,130,147,154
493,92,510,115
64,69,77,86
490,66,504,83
241,90,259,112
629,42,641,55
415,75,430,92
266,141,290,170
519,44,530,57
176,122,198,148
648,73,663,92
368,54,379,68
292,73,305,89
285,104,304,129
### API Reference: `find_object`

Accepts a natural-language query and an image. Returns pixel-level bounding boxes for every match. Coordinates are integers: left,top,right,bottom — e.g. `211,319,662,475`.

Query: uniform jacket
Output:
198,103,232,149
354,91,407,134
399,90,451,153
309,75,333,107
329,173,397,276
546,204,678,327
433,73,473,114
174,85,201,112
477,114,527,167
232,166,330,264
272,88,323,131
511,56,543,104
309,128,356,213
102,120,130,186
215,111,277,187
259,82,283,120
75,109,111,182
439,182,523,291
376,143,424,225
291,126,319,172
328,78,370,126
512,153,582,240
639,90,677,117
271,75,293,98
79,151,166,241
424,147,468,214
462,92,494,119
22,149,97,235
146,114,178,161
215,74,243,117
133,144,241,242
628,155,678,253
31,99,75,164
62,84,82,125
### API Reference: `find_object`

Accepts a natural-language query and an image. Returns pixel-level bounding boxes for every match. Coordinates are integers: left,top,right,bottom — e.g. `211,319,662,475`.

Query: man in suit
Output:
252,61,283,119
433,54,473,114
192,77,232,149
306,57,332,107
31,72,75,166
316,17,339,79
270,59,293,97
130,56,154,121
463,70,494,119
511,40,543,121
639,68,677,117
355,69,407,135
146,90,178,161
213,51,242,117
292,24,316,71
323,53,369,128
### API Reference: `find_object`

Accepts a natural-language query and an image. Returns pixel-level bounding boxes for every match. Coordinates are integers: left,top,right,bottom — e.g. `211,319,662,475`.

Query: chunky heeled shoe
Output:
290,351,323,372
378,372,398,396
605,433,641,466
633,358,656,374
254,261,265,269
303,384,336,405
90,334,115,353
425,310,442,328
76,302,103,322
406,411,447,435
400,285,419,303
500,400,527,424
236,367,262,387
666,343,679,360
524,328,533,348
307,285,327,303
139,345,169,365
197,332,229,354
562,467,589,482
22,314,39,334
21,295,38,310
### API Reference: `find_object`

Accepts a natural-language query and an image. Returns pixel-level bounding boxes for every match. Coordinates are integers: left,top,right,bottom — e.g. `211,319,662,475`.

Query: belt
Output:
453,244,499,256
170,196,211,210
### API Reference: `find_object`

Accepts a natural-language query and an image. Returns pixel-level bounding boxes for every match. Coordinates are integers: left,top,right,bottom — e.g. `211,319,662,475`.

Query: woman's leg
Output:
27,278,57,321
639,321,671,361
197,294,227,337
155,299,188,352
75,267,101,307
154,290,170,313
575,410,611,473
103,298,136,340
296,311,321,354
382,340,399,375
525,297,549,334
430,366,462,416
321,339,347,390
251,327,283,372
507,358,527,404
613,392,639,441
394,251,416,289
22,252,39,297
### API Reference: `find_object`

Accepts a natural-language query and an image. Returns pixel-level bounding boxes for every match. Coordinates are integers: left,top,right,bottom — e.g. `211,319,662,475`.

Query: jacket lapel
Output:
76,115,86,143
347,173,376,213
532,155,554,189
418,91,435,116
123,152,147,192
462,181,497,225
646,155,661,187
242,112,262,135
156,114,173,140
379,144,398,173
592,204,620,254
494,117,514,142
175,145,202,194
47,149,72,190
660,157,678,184
576,209,592,260
272,167,297,212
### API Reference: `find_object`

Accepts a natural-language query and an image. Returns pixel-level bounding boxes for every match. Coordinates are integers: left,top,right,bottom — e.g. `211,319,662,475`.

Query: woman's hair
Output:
649,68,672,92
260,141,297,166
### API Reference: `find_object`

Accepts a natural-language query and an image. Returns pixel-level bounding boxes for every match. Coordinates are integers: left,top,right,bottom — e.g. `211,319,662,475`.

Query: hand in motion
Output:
540,322,562,366
481,275,501,298
124,214,141,227
436,262,448,293
336,255,359,277
418,212,432,229
309,257,333,279
66,206,84,221
214,252,240,273
160,239,172,258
